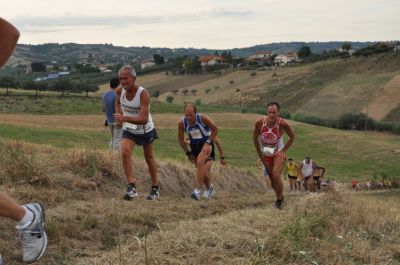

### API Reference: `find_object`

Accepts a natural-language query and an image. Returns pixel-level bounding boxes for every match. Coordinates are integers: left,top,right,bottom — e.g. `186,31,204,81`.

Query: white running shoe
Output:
203,185,215,199
124,185,138,200
191,190,201,201
18,203,48,263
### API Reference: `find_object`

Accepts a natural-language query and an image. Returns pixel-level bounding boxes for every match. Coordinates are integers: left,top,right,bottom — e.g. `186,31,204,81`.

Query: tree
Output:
31,62,46,72
342,43,352,51
152,90,160,98
51,78,75,95
298,46,312,58
181,88,189,95
153,54,165,64
23,80,48,97
76,81,99,97
0,76,18,95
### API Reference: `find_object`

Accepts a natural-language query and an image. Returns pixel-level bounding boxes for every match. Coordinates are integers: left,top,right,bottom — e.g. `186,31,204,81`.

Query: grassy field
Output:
0,138,398,264
0,112,399,264
0,113,399,181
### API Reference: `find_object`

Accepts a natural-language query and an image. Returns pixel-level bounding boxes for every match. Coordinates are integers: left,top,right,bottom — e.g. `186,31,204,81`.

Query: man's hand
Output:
220,157,226,166
202,143,212,155
114,113,123,123
188,154,196,164
277,150,286,162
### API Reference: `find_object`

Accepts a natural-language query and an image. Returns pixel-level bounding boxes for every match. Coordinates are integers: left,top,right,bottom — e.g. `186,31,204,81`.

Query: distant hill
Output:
7,41,375,66
152,52,400,122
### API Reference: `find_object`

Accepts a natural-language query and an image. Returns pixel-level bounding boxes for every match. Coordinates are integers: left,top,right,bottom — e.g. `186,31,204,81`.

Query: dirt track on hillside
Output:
366,74,400,120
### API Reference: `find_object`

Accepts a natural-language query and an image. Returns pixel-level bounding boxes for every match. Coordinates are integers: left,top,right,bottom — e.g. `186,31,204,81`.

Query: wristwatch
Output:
206,139,212,145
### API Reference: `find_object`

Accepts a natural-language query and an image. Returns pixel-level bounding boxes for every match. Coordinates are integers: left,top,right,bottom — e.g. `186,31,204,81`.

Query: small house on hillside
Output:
247,51,273,65
141,59,156,69
198,55,225,67
47,73,59,80
275,52,299,66
248,51,272,60
98,64,108,72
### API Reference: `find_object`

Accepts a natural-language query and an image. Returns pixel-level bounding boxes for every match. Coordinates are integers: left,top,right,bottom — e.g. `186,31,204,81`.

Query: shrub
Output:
393,123,400,134
279,109,291,119
166,96,174,103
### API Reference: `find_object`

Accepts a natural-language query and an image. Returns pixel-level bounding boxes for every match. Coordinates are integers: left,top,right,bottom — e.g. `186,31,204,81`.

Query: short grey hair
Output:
119,65,136,77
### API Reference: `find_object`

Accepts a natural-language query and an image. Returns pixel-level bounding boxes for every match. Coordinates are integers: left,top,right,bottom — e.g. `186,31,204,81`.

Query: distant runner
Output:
299,156,315,193
312,163,325,192
253,102,296,209
285,158,299,193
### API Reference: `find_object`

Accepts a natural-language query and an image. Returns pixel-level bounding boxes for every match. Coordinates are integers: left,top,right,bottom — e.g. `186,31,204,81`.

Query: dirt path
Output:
366,74,400,121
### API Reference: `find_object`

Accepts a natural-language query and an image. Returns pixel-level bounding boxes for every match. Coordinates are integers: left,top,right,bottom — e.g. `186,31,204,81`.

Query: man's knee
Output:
121,147,131,158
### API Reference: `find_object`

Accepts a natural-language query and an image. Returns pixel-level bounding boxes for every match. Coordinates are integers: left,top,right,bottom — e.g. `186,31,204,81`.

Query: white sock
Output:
194,188,201,194
15,206,34,230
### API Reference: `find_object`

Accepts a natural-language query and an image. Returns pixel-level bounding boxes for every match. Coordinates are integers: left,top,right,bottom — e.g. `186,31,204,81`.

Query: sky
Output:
2,0,399,49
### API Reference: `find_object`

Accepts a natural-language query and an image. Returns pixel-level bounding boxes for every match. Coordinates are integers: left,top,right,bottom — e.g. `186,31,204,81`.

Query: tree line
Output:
0,76,99,97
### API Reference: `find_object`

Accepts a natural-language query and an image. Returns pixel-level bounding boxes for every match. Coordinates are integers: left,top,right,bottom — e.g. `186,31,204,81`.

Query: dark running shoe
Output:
275,199,285,210
124,185,138,200
147,187,160,200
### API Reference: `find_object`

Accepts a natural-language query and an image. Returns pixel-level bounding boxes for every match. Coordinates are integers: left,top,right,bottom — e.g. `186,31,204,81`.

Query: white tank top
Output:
302,160,313,177
120,86,154,134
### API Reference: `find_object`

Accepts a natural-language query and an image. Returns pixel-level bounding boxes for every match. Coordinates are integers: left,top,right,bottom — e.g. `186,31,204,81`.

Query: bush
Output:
279,109,291,119
166,96,174,103
393,123,400,134
337,113,374,130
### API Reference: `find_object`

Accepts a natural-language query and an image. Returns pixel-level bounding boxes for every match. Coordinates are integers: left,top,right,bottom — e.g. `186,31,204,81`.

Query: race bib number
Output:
262,146,276,155
189,129,203,139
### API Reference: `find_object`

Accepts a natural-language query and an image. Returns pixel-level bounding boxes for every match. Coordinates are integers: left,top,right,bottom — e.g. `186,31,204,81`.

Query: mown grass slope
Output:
0,140,399,264
0,113,399,181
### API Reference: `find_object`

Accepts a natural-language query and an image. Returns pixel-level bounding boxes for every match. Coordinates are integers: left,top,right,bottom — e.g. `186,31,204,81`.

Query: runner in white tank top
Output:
120,86,154,134
115,65,159,201
299,156,316,193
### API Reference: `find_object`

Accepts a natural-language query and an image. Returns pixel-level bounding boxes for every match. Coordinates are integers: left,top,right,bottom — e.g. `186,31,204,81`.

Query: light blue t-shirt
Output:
103,90,117,124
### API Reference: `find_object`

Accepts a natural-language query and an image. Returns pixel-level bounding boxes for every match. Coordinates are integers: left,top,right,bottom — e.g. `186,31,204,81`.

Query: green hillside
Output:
0,113,399,181
153,52,400,122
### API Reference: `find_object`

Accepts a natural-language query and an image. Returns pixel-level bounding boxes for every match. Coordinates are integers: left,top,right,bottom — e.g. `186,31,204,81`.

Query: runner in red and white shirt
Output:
253,102,296,209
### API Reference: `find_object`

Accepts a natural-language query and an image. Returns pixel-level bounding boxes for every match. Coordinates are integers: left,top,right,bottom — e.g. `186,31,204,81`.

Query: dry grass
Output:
74,190,400,265
0,139,399,264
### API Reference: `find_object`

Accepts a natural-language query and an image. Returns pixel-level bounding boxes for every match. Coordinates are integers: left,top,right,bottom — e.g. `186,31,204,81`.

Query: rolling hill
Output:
148,52,400,122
